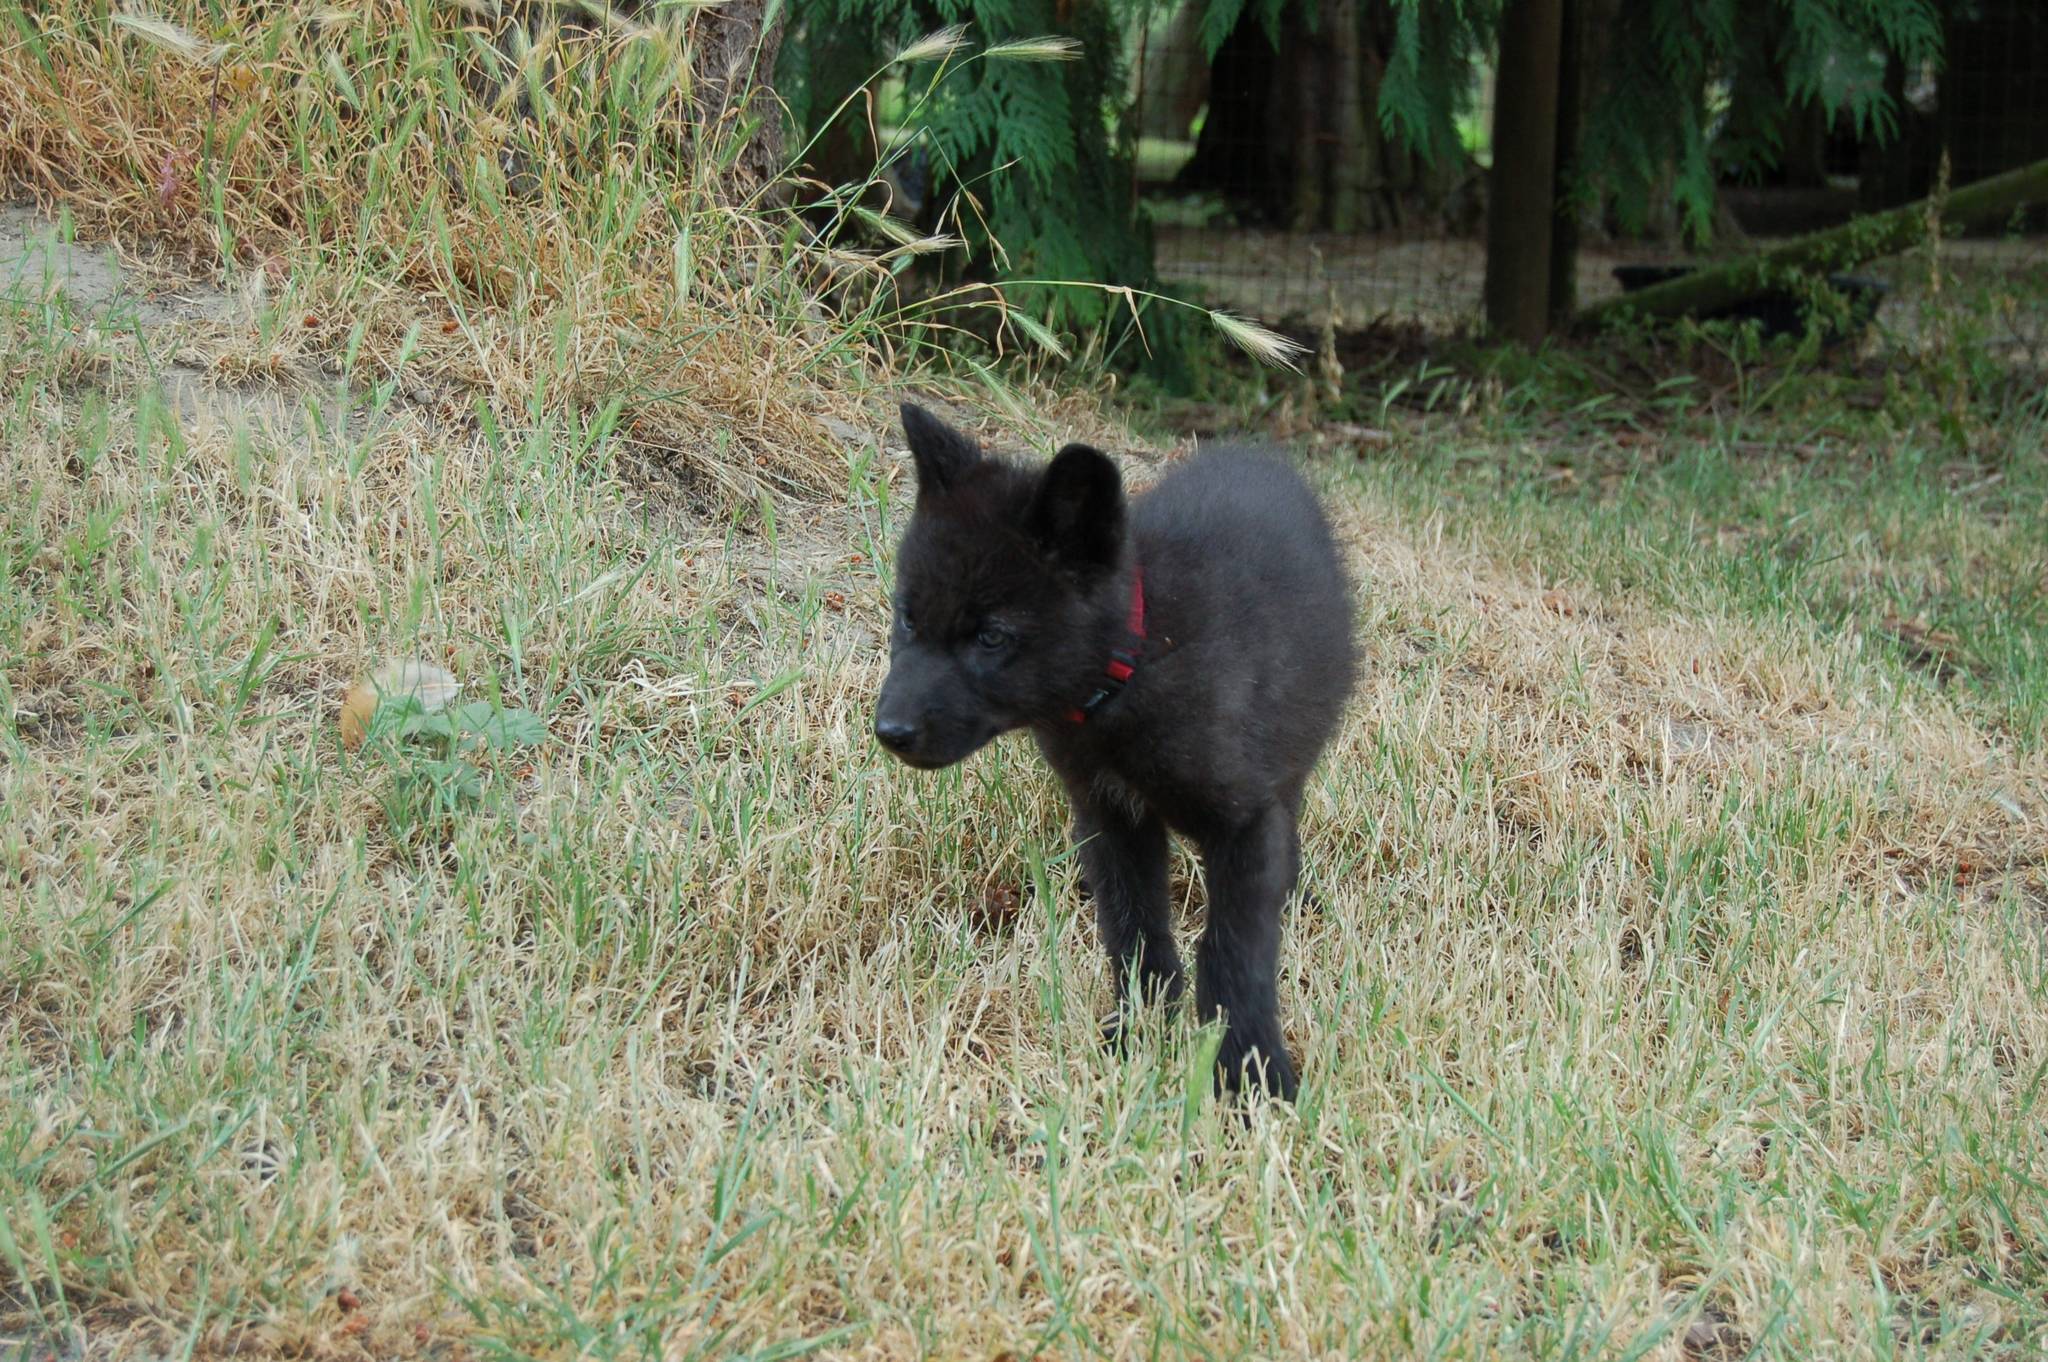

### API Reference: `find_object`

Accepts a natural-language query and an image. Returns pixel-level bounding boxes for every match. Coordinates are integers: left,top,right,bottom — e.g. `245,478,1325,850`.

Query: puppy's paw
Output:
1216,1030,1299,1102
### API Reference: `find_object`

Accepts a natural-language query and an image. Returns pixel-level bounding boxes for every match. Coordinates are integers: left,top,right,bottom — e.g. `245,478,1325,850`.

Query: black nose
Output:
874,718,918,753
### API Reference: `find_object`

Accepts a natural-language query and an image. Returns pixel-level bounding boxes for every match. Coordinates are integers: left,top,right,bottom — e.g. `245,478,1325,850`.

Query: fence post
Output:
1484,0,1565,345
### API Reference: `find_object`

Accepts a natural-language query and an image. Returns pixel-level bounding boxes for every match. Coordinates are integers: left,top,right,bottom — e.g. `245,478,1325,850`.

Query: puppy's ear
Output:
1029,443,1124,572
900,403,981,495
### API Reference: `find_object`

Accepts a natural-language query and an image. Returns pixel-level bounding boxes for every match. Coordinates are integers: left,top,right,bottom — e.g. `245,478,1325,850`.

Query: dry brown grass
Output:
6,247,2046,1351
0,0,881,503
1356,511,2045,932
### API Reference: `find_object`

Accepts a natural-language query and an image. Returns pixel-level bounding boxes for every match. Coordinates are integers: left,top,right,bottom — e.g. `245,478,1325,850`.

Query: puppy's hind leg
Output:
1195,803,1299,1101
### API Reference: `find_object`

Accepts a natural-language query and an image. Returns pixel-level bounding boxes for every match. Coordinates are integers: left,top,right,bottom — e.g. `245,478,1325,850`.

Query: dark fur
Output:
875,405,1355,1099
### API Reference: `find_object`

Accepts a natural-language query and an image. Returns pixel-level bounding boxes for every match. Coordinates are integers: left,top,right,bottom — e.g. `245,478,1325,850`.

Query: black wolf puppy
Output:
875,405,1355,1099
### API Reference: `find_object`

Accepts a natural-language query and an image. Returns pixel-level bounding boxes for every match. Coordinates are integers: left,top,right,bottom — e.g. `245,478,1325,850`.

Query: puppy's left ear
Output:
1029,443,1124,572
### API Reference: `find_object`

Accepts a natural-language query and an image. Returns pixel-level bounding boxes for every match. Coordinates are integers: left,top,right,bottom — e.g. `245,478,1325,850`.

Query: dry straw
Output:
2,0,870,501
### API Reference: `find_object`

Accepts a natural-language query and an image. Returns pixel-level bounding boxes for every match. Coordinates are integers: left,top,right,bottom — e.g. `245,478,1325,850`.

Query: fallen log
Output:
1576,155,2048,331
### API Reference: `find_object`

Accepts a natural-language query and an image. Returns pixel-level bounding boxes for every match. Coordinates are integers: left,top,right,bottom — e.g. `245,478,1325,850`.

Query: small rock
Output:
819,415,870,446
1663,718,1714,758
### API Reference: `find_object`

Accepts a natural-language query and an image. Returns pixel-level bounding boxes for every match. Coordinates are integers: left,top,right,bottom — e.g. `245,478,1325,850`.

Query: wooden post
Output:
1545,0,1582,329
1485,0,1565,346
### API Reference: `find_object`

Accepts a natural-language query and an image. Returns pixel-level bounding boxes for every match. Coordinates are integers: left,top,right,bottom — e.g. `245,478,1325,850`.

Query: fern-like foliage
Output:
1381,0,1500,167
1574,0,1942,241
1196,0,1288,59
779,0,1158,336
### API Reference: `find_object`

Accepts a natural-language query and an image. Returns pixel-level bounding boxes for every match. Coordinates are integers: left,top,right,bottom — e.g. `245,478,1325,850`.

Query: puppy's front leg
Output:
1072,800,1181,1049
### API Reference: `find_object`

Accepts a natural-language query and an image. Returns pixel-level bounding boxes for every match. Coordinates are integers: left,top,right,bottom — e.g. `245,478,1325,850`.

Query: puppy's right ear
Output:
900,403,981,496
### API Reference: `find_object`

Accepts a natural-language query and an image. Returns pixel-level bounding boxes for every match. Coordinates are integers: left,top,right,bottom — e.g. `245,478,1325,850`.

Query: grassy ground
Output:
6,5,2048,1360
6,216,2047,1357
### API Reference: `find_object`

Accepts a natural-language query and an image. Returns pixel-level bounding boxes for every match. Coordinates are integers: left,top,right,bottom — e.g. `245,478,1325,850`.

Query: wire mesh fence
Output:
1939,0,2048,203
1127,1,1507,333
1124,0,2048,355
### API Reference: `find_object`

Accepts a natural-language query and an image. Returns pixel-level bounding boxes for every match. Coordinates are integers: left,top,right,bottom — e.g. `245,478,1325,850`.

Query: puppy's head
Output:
874,404,1127,769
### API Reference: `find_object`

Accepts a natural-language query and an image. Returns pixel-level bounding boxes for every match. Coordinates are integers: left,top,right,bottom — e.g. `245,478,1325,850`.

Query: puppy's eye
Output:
976,624,1011,650
896,603,915,638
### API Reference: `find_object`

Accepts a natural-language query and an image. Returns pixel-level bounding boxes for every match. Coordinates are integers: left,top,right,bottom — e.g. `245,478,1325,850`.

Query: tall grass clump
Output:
0,2,1301,485
2,0,871,499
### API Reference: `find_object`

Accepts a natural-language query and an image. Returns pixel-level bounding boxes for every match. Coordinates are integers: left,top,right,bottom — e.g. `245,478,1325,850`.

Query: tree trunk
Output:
1940,0,2048,191
1485,0,1565,344
1545,0,1583,328
1324,0,1372,233
1577,154,2048,327
1571,0,1634,236
1136,6,1210,142
1283,7,1327,229
1859,51,1935,211
1177,0,1469,231
1175,16,1283,217
1781,98,1830,188
1718,0,1826,188
686,0,786,196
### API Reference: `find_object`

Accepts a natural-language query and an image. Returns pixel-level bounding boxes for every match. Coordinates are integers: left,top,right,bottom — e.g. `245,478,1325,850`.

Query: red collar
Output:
1067,566,1146,724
